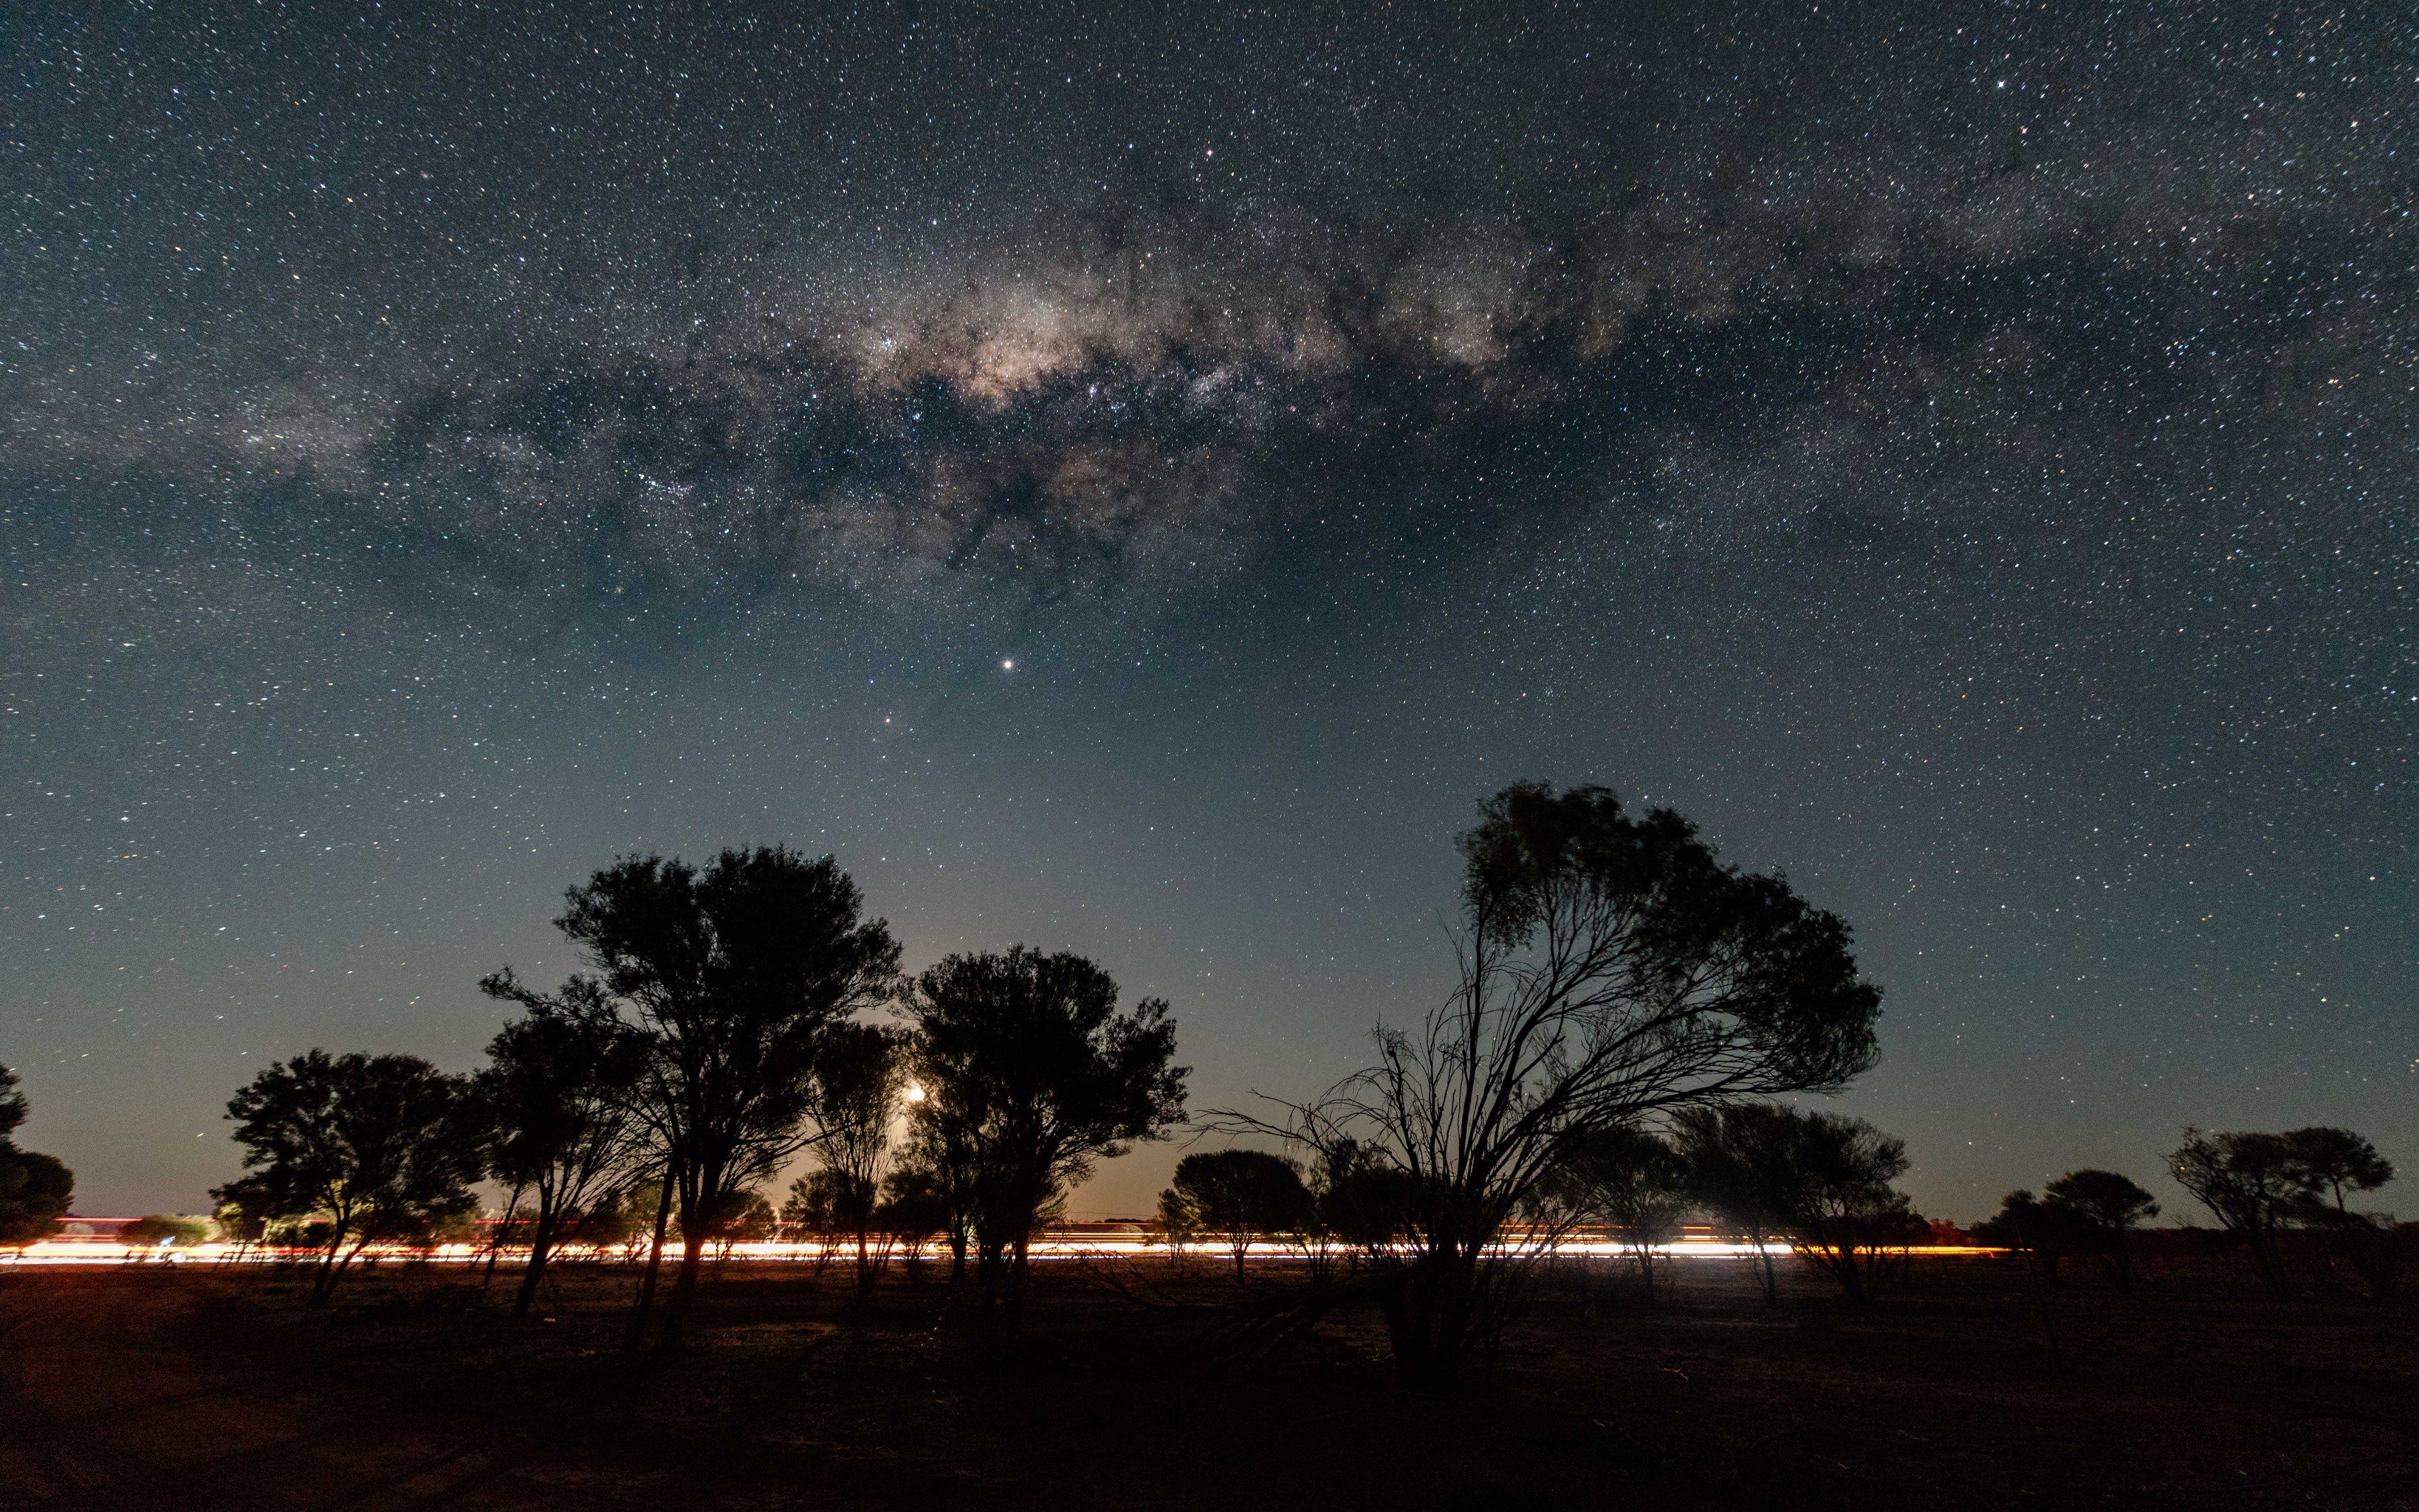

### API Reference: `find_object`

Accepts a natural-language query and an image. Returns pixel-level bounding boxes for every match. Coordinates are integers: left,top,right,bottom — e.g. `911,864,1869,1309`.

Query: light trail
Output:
4,1234,2002,1268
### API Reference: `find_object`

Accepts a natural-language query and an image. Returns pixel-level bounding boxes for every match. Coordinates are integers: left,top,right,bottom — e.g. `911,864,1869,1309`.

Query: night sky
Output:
6,3,2412,1223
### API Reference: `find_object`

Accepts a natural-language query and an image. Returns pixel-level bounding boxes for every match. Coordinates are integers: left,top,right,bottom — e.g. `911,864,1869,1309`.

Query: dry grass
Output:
3,1251,2413,1509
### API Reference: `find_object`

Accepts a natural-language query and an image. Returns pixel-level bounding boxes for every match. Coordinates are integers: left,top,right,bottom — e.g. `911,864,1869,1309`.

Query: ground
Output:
2,1252,2413,1510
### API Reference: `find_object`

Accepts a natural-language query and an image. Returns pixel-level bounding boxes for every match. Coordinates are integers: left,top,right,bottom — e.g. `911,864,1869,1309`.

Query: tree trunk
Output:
513,1201,560,1319
2020,1239,2064,1369
309,1223,352,1305
1382,1240,1480,1389
661,1227,709,1352
484,1183,525,1291
975,1234,1005,1307
854,1224,877,1301
2248,1219,2290,1299
622,1173,676,1356
313,1231,372,1305
1833,1243,1868,1305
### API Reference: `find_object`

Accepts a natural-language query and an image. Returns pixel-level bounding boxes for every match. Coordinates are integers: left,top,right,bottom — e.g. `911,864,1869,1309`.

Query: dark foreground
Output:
2,1255,2413,1511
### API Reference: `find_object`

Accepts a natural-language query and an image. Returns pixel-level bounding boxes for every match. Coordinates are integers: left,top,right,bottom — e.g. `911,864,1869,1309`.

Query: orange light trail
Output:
4,1235,2003,1268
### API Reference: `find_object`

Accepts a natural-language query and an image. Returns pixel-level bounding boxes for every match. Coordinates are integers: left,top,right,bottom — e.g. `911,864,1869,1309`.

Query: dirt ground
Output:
2,1251,2413,1511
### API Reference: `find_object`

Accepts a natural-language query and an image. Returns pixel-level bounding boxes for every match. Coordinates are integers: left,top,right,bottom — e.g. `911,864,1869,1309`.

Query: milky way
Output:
4,3,2412,1218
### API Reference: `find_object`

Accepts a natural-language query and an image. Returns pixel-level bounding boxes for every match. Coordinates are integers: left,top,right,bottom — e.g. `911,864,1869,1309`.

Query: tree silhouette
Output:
2280,1128,2395,1299
2171,1128,2324,1299
1757,1107,1911,1304
0,1063,75,1251
2042,1169,2159,1290
494,847,900,1350
2282,1127,2394,1218
1284,1139,1399,1286
876,1166,951,1284
216,1050,487,1303
895,1104,981,1287
1672,1103,1799,1305
572,1180,662,1260
472,987,648,1317
781,1167,847,1246
0,1065,24,1145
1164,1149,1311,1285
812,1022,910,1296
210,1178,275,1254
902,946,1187,1310
708,1189,778,1260
1217,784,1882,1386
1562,1125,1689,1299
1150,1185,1201,1272
1972,1189,2093,1288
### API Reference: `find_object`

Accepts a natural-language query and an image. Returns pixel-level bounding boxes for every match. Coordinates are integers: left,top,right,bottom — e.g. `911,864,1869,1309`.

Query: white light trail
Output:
3,1236,2000,1268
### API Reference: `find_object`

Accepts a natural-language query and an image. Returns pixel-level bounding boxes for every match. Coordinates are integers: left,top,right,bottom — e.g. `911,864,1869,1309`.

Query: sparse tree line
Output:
1962,1127,2403,1304
4,786,2401,1389
1156,1104,1924,1309
197,847,1184,1350
2163,1126,2401,1299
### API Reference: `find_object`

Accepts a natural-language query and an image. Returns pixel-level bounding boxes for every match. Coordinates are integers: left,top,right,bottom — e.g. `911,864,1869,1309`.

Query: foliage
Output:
0,1062,75,1249
708,1189,778,1258
572,1180,665,1259
1752,1107,1912,1303
1164,1148,1312,1285
1972,1189,2096,1285
491,846,900,1347
1672,1102,1800,1305
2281,1127,2395,1216
782,1167,851,1238
0,1063,24,1143
473,991,649,1314
2042,1169,2159,1288
214,1049,488,1302
902,946,1187,1308
1561,1124,1689,1298
2173,1127,2397,1299
209,1180,274,1245
2283,1127,2399,1300
2169,1127,2398,1299
1149,1185,1201,1269
118,1214,210,1254
876,1166,951,1281
1217,783,1883,1385
812,1022,910,1292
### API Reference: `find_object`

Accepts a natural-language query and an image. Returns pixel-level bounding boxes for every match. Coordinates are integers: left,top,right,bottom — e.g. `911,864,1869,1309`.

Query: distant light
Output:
1001,659,1015,671
905,1084,927,1104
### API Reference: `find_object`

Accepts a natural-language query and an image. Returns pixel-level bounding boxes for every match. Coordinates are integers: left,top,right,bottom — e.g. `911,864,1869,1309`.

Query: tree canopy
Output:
216,1050,487,1302
1761,1108,1913,1304
1164,1149,1312,1285
903,946,1187,1307
475,991,649,1316
489,845,902,1347
0,1062,75,1250
1220,783,1884,1384
2172,1127,2398,1299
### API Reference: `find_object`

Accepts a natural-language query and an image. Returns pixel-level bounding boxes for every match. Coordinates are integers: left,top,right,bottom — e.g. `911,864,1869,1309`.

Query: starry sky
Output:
5,2,2412,1223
